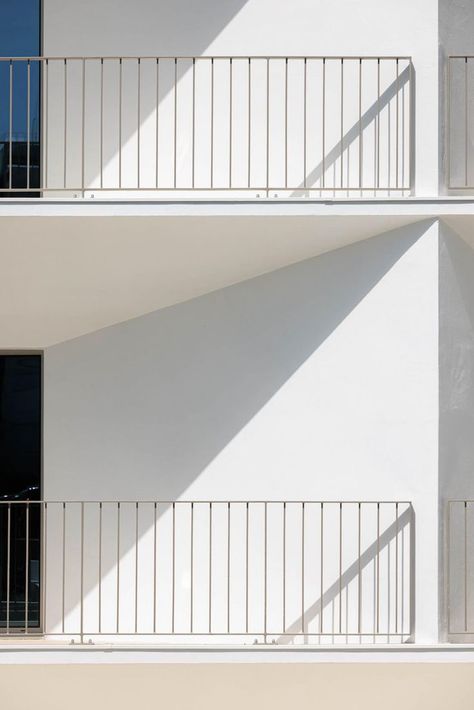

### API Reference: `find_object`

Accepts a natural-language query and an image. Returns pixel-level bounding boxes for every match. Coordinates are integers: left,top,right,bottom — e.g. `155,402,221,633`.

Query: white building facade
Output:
2,0,474,705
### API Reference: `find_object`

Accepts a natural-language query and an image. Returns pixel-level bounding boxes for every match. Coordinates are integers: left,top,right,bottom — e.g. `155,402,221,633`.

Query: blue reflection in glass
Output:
0,1,41,193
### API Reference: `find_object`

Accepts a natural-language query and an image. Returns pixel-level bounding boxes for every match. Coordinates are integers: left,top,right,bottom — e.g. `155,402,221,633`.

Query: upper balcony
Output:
0,55,413,199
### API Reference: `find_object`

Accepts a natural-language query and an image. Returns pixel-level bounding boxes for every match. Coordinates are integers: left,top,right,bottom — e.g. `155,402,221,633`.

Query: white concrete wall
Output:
43,220,439,641
40,0,438,196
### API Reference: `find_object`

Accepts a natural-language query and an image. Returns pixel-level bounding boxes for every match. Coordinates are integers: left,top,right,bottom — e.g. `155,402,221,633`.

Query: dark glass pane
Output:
0,0,41,56
0,1,41,196
0,356,41,630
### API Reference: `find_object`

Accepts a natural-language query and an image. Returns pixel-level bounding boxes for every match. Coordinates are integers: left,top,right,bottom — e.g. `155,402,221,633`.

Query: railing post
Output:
80,501,84,644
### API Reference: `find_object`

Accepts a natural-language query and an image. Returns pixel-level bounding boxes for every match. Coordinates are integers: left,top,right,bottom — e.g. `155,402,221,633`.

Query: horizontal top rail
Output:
0,55,413,61
0,499,413,505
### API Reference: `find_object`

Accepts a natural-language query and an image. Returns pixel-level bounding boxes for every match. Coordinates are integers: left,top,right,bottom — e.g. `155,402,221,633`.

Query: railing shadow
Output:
278,505,414,642
291,63,412,195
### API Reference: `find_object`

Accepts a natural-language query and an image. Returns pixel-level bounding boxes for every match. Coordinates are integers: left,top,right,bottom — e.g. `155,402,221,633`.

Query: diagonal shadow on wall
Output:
43,219,430,635
276,506,415,643
290,64,412,195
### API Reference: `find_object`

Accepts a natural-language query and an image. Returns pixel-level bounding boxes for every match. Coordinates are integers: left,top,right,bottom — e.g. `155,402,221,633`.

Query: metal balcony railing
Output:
447,56,474,190
0,56,413,197
0,500,413,644
446,500,474,637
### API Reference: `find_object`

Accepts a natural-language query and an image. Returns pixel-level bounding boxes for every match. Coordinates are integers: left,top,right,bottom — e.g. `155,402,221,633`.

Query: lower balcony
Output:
0,500,413,645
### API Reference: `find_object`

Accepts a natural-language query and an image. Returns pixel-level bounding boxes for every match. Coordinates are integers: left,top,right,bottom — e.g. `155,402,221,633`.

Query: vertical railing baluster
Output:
466,58,469,188
25,502,30,634
264,501,268,641
285,58,288,190
209,501,212,633
320,502,324,634
248,58,251,189
266,58,270,196
395,502,399,636
376,58,380,192
359,58,363,193
192,58,196,189
119,58,122,190
80,502,84,643
137,58,141,189
465,501,469,633
301,502,305,634
405,60,410,191
100,58,104,189
62,502,66,633
81,58,85,196
8,60,13,191
282,502,286,633
447,501,452,635
27,60,31,190
44,59,49,191
42,503,48,635
135,502,139,633
190,502,194,633
63,59,67,189
155,59,160,189
340,58,344,190
395,59,399,191
98,502,102,634
303,58,307,190
447,57,451,190
227,502,231,634
116,502,120,634
339,502,343,634
173,58,177,189
376,502,380,634
172,501,176,633
229,59,233,189
153,502,157,634
210,59,214,189
6,504,11,634
358,502,362,635
245,501,249,634
322,59,326,191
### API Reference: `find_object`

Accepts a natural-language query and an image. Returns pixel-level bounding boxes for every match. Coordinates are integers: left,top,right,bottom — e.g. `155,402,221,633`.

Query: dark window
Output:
0,355,41,629
0,0,41,196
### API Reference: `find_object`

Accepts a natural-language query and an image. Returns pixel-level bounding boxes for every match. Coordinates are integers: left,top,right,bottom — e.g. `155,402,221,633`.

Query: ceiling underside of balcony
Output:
0,212,429,348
